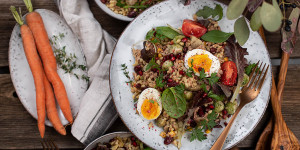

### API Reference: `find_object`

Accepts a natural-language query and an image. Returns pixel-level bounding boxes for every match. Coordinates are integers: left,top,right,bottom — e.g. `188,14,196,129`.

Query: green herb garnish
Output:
155,71,166,88
245,63,260,75
190,127,207,142
207,73,220,86
201,30,233,43
199,69,206,80
149,99,155,104
185,59,194,77
121,63,132,84
145,57,160,71
196,4,223,21
190,110,218,142
51,33,89,82
161,84,186,118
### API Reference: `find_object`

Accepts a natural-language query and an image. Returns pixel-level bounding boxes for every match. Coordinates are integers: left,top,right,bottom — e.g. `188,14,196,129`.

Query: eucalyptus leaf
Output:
260,2,282,32
226,0,248,20
247,0,263,12
250,7,262,31
201,30,233,43
234,17,250,46
272,0,283,18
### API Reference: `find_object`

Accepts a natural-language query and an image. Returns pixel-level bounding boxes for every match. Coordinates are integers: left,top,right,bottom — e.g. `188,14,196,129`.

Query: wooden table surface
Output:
0,0,299,149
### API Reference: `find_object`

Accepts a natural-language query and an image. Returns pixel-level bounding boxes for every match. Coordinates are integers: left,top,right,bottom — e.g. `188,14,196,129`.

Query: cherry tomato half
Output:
182,19,207,38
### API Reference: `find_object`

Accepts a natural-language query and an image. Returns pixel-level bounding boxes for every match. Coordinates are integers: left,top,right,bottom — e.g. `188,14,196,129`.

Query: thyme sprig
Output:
50,33,89,82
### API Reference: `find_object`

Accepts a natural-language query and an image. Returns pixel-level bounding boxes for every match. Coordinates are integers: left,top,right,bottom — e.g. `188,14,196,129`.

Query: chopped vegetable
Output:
162,60,174,70
225,101,237,115
214,101,224,113
184,91,193,100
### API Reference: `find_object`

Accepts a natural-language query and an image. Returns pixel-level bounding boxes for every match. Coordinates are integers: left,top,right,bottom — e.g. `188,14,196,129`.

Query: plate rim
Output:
108,0,272,149
8,8,88,127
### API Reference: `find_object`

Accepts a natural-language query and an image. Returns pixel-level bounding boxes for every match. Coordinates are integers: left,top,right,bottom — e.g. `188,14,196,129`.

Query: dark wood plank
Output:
237,65,300,148
0,74,84,149
0,0,59,67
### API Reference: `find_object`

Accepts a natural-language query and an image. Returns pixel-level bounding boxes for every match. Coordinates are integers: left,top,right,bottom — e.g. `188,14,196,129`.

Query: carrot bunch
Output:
10,0,73,138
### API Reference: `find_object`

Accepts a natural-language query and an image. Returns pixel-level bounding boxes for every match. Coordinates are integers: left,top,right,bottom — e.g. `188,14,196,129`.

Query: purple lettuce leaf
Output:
281,8,300,54
224,35,249,102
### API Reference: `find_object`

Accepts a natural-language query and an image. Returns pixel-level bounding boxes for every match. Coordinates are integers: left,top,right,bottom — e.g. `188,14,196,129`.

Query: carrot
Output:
23,0,73,123
43,74,66,135
10,6,46,138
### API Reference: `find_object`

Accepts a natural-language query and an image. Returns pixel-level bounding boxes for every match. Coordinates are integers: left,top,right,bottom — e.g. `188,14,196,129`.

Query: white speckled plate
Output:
110,0,271,149
84,132,133,150
9,9,88,126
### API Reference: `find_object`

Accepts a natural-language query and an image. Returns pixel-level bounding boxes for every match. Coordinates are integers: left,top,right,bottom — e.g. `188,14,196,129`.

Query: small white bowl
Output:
94,0,134,22
84,132,133,150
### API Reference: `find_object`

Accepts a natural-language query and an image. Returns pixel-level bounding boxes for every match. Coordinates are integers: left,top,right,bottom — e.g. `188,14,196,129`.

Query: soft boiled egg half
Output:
137,88,162,120
184,49,220,77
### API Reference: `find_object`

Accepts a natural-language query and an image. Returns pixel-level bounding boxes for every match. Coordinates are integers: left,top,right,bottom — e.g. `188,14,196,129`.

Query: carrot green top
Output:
10,6,24,26
24,0,33,13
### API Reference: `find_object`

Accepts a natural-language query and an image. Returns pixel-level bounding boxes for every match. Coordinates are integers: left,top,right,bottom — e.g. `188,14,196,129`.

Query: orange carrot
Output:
43,74,66,135
10,6,46,138
23,0,73,123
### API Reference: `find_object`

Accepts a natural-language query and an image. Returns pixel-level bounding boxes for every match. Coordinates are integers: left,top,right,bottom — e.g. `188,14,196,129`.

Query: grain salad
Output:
122,4,255,148
100,0,163,18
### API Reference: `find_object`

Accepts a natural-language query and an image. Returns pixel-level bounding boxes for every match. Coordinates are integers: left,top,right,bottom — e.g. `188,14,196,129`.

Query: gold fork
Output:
40,139,59,150
210,61,269,150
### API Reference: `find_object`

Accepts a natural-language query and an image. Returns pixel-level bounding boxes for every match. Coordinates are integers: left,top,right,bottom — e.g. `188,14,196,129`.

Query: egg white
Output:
137,88,162,120
184,49,220,77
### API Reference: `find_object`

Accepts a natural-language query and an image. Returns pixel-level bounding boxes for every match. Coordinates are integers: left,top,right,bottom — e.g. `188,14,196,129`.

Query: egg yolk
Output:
141,99,160,120
188,54,212,73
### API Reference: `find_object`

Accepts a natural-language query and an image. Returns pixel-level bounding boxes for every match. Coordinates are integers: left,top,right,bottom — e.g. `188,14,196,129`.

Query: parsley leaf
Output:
155,71,166,88
145,57,160,71
190,128,207,142
199,69,206,80
245,63,260,75
207,73,219,86
196,4,223,21
206,110,218,130
185,59,195,77
149,99,155,104
199,110,218,130
200,83,208,93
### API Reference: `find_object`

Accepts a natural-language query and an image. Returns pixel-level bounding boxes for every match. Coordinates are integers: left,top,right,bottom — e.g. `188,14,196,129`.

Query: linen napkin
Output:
55,0,118,145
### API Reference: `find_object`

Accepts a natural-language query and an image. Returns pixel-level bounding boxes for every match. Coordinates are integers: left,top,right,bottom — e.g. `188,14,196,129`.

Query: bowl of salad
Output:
84,132,152,150
94,0,163,21
109,0,271,149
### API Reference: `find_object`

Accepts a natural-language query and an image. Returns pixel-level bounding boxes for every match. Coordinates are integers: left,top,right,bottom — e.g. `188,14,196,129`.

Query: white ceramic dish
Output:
94,0,133,22
84,132,133,150
9,9,88,126
110,0,271,149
